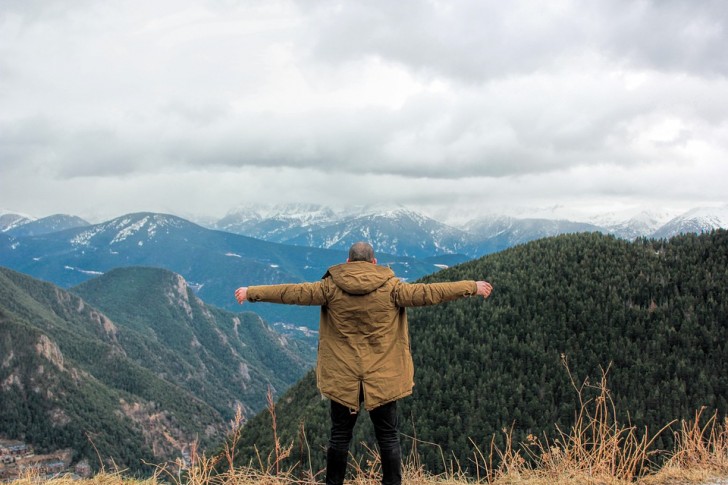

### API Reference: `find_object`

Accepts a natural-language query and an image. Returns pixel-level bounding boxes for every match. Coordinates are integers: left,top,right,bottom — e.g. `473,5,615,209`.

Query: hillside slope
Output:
71,266,314,417
232,230,728,473
0,265,316,472
0,267,223,471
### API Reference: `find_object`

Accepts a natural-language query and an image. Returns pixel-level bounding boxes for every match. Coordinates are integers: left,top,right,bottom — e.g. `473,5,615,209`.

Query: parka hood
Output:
325,261,395,295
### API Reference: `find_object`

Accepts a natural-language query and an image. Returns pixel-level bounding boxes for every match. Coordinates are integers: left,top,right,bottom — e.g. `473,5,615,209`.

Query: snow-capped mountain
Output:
282,207,471,258
5,214,89,237
652,205,728,239
586,209,677,240
217,205,472,258
462,215,603,254
221,206,607,259
213,204,728,259
0,212,34,232
5,203,727,273
0,212,443,327
67,212,193,248
216,204,340,241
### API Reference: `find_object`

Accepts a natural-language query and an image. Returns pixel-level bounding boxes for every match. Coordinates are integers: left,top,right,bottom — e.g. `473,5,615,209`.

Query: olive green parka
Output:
246,261,477,411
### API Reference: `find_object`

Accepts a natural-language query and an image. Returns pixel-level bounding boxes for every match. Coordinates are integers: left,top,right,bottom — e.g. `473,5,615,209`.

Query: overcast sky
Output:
1,0,727,224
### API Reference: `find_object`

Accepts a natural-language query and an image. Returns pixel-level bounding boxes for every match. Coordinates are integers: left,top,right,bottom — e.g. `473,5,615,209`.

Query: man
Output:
235,241,493,485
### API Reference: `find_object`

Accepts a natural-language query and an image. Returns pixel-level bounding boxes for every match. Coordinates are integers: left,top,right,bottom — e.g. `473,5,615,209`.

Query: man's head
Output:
348,241,376,264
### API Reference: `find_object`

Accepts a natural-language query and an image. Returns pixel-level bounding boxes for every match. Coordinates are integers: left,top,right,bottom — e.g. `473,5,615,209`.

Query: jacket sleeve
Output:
393,280,477,307
246,281,327,306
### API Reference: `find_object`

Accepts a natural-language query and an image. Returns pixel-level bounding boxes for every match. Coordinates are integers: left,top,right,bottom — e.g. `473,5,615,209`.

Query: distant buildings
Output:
0,439,73,482
0,441,31,458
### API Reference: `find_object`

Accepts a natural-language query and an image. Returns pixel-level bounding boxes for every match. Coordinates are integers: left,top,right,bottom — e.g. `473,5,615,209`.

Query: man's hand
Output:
475,281,493,299
235,287,248,304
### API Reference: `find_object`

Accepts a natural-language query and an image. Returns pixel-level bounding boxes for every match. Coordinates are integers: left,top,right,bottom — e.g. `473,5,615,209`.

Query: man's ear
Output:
372,258,377,264
346,258,350,263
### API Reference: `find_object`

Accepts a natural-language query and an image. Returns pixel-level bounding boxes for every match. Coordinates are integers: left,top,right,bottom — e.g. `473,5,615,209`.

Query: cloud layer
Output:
1,0,727,221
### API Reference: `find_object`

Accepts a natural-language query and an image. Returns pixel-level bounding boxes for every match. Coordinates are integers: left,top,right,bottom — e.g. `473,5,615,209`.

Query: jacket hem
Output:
320,391,360,413
363,389,413,412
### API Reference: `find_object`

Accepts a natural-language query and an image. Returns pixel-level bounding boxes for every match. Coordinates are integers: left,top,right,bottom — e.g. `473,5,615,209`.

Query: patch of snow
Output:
64,265,103,276
71,228,102,246
111,216,149,244
188,281,204,292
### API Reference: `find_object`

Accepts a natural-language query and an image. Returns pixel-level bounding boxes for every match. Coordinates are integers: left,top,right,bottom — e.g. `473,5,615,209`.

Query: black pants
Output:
326,399,401,485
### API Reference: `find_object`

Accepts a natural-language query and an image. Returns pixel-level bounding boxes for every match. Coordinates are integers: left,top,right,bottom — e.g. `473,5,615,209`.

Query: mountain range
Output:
5,204,728,261
214,203,728,256
0,212,443,329
0,265,312,471
2,203,726,475
1,204,726,330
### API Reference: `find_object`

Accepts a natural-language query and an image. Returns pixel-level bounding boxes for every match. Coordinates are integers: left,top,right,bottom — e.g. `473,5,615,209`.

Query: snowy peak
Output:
70,213,196,247
1,212,90,236
281,207,470,258
652,205,728,239
586,209,676,240
216,204,339,238
213,203,727,259
355,206,434,226
1,212,35,232
463,215,601,242
223,203,336,223
5,214,89,237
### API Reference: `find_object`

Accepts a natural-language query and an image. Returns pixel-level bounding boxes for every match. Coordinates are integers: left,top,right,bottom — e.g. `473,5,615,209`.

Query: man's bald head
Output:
348,242,376,263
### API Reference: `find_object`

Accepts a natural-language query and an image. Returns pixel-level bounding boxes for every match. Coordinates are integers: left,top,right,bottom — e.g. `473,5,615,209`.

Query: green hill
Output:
0,267,223,472
230,230,728,474
71,266,315,417
0,265,315,473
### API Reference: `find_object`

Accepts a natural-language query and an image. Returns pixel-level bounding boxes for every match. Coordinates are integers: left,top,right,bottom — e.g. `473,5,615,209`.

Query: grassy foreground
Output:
8,367,728,485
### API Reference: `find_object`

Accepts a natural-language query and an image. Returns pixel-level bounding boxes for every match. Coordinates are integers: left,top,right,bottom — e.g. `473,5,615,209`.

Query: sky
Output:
1,0,727,224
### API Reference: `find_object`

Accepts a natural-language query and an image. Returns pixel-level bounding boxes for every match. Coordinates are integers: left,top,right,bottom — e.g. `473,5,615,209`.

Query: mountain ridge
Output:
0,212,446,328
71,265,314,416
214,203,728,257
0,264,315,471
0,266,223,471
2,205,726,331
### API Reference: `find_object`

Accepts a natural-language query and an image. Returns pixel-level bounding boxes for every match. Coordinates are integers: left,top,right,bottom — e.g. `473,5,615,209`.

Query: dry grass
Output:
642,407,728,485
6,471,156,485
7,363,727,485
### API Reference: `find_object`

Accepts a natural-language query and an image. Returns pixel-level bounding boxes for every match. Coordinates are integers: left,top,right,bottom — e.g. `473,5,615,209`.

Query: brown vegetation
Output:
7,366,728,485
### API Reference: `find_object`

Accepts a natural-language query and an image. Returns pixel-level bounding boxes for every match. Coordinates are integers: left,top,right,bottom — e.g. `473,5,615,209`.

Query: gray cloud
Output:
1,0,726,220
303,0,728,80
10,70,723,181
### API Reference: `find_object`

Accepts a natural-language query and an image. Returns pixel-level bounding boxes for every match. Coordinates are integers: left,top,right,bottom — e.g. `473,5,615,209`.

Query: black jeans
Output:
326,399,401,485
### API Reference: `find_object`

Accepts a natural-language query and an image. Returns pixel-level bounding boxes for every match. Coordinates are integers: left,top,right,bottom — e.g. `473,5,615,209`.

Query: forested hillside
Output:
0,267,223,472
71,266,314,417
232,230,728,474
0,266,314,473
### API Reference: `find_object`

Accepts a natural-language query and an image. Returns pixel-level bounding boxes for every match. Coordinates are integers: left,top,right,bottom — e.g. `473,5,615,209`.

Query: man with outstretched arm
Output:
235,241,493,485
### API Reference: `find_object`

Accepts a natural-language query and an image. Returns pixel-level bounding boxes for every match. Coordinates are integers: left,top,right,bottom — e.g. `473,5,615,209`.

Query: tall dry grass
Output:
7,364,728,485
